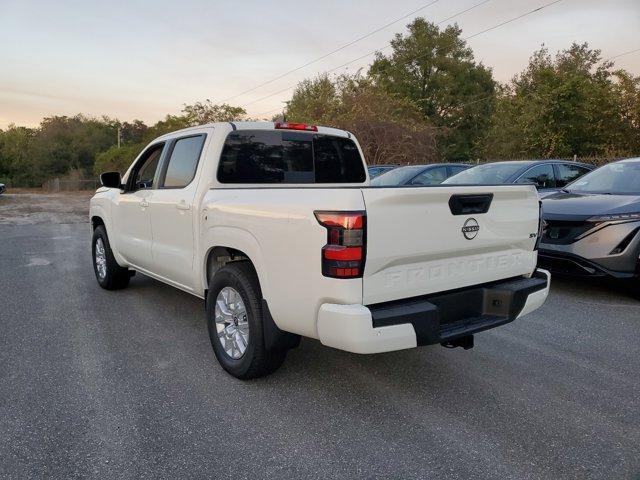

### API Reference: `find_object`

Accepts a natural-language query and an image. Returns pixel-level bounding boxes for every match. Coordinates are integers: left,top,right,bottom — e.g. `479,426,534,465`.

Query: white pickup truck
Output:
90,121,550,379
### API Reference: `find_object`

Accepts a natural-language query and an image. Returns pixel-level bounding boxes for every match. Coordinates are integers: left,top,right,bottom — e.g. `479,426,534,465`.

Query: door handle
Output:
140,199,149,208
176,200,191,211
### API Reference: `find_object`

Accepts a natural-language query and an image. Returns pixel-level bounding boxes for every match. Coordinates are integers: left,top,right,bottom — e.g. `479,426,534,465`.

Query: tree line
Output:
1,18,638,187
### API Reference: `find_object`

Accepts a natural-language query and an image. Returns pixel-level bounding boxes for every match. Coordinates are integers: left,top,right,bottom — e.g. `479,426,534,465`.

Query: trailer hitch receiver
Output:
441,335,474,350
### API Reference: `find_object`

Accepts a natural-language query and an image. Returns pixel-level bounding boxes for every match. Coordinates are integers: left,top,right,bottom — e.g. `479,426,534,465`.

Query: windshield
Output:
567,161,640,195
444,163,524,184
371,166,424,186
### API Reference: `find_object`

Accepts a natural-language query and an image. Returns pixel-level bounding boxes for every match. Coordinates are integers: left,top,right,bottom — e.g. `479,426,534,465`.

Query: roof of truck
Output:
155,121,351,141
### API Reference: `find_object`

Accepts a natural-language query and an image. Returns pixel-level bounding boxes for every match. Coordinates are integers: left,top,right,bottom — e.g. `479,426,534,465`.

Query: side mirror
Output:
100,171,122,189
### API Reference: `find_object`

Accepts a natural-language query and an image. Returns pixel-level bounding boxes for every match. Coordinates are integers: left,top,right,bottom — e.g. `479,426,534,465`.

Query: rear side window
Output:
162,135,206,188
217,130,366,184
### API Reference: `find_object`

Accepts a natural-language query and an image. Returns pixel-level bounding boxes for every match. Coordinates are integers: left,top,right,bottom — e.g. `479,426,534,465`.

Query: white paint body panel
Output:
361,186,540,304
516,269,551,318
112,188,154,269
317,304,417,354
90,121,548,351
148,186,197,290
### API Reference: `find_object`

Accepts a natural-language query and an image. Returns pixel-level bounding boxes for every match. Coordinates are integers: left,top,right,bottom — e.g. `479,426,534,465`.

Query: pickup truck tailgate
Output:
361,185,540,305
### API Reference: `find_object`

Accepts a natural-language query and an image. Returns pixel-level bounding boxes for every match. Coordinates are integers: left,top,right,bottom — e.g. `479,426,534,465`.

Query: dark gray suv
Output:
538,158,640,280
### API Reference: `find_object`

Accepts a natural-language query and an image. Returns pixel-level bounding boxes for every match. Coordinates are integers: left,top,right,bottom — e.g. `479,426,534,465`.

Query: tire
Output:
92,225,130,290
207,261,286,379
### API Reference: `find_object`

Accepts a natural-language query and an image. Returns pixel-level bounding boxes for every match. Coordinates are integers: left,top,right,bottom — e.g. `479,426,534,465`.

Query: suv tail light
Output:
315,211,366,278
535,200,545,250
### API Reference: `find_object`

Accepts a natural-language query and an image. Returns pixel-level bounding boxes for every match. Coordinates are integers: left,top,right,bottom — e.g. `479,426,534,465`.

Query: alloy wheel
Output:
214,287,249,359
95,238,107,280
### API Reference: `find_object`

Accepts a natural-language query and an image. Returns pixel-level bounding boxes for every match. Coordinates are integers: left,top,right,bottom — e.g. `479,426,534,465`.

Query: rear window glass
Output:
217,130,366,184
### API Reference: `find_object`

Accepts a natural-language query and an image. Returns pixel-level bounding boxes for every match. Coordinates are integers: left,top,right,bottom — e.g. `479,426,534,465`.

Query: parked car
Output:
538,158,640,280
367,164,397,179
0,183,5,194
371,163,471,186
444,160,594,196
90,121,549,379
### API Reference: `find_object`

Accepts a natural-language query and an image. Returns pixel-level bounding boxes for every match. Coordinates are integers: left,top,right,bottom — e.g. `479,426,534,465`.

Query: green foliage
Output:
181,100,247,125
0,126,35,186
286,74,439,165
119,120,148,144
610,70,640,154
285,76,338,125
93,101,248,175
369,18,496,161
0,101,247,185
0,116,117,187
94,144,142,175
481,43,640,158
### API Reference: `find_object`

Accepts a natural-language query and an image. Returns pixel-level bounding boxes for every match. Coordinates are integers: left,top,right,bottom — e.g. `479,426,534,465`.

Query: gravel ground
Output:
0,191,92,225
0,197,639,479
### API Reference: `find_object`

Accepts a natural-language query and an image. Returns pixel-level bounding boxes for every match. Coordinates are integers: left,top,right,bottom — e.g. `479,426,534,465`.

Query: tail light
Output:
315,211,366,278
535,200,545,250
274,121,318,132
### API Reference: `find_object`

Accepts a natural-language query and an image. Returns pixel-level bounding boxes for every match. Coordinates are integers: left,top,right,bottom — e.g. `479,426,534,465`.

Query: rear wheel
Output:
92,225,130,290
207,262,286,379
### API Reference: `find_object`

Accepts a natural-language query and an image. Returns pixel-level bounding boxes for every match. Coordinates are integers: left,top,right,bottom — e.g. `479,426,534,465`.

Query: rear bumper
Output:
317,269,550,354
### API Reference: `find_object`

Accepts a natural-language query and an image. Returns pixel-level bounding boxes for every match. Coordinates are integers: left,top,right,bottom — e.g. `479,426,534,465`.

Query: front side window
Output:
516,164,555,188
409,166,448,185
217,130,366,184
127,143,164,191
555,163,591,188
162,135,206,188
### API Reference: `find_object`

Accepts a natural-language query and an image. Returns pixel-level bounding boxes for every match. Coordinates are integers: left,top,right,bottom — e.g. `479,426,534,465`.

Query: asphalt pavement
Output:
1,222,639,479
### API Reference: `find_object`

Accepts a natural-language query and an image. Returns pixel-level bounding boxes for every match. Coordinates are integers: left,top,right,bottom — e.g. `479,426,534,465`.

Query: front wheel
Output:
92,225,130,290
207,262,286,379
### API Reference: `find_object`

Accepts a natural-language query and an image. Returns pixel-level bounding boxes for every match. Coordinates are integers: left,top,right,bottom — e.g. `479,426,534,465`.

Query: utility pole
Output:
117,127,121,148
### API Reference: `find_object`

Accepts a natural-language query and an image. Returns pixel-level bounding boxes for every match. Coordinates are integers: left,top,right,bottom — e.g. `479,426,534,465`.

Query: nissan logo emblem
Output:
462,218,479,240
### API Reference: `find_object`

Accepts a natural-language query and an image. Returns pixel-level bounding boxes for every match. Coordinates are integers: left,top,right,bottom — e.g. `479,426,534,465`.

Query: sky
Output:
0,0,639,129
